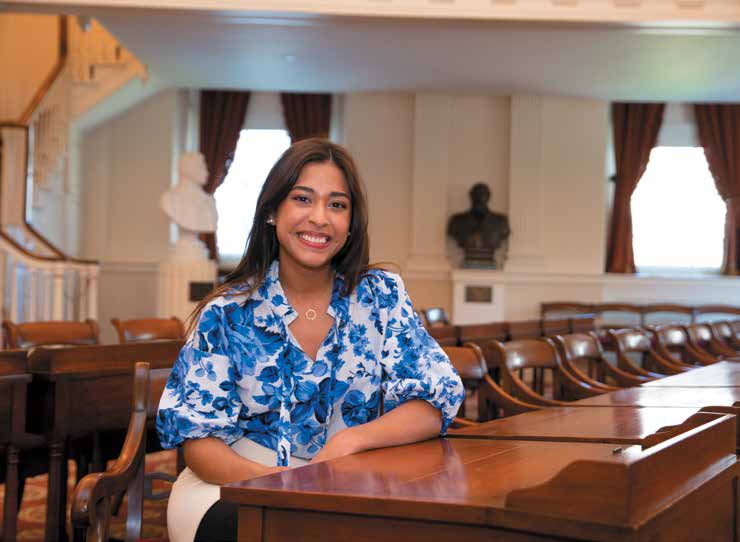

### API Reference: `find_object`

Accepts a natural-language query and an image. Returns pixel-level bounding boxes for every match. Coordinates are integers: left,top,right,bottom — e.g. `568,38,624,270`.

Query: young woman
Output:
157,138,465,542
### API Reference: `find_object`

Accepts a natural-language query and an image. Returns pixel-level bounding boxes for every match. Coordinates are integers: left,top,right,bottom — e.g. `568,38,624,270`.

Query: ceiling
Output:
59,8,740,100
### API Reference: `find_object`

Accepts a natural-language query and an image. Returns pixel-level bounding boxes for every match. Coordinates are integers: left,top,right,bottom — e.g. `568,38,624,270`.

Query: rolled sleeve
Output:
378,274,465,435
156,302,244,448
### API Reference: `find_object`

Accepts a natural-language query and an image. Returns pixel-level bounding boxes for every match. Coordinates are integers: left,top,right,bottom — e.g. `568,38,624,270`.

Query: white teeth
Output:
299,233,329,245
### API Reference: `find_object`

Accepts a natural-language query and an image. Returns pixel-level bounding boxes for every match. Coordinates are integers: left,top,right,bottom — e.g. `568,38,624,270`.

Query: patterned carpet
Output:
0,449,174,541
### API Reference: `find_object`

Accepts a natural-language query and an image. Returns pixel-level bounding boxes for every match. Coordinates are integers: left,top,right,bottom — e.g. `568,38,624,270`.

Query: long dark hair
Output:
187,138,370,333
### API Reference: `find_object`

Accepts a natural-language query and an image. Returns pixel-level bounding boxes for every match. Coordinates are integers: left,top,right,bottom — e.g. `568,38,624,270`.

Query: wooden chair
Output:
71,362,172,542
422,307,449,327
569,315,596,334
710,321,740,353
684,322,736,360
650,324,717,367
641,303,694,326
542,318,570,338
488,338,605,406
2,319,100,349
427,324,459,347
608,328,685,379
444,343,539,421
593,302,643,329
457,322,508,371
693,304,740,323
111,317,185,343
553,332,651,388
507,320,545,393
540,302,594,319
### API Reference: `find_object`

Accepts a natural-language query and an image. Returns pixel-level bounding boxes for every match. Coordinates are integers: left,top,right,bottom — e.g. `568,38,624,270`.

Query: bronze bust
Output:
447,183,510,268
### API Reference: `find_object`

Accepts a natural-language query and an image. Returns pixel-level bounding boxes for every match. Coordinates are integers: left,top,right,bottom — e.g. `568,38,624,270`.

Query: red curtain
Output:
606,103,665,273
199,90,251,260
694,104,740,276
280,93,332,142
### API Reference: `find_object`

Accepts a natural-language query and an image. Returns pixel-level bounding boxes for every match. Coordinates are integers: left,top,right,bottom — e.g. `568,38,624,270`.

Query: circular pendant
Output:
305,309,318,321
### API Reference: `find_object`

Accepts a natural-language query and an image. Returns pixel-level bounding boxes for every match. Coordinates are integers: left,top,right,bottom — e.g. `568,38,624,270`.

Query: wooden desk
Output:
644,360,740,387
448,406,704,446
223,415,738,542
26,340,183,542
573,386,740,408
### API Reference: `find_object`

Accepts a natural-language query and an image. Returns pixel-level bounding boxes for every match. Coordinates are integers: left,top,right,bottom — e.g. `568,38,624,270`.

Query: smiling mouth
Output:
297,232,331,248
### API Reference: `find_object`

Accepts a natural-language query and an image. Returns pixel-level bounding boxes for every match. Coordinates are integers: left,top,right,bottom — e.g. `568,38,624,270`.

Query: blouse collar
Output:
254,260,350,330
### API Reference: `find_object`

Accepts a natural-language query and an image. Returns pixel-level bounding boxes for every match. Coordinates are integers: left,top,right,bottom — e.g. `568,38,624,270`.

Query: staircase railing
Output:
1,14,144,324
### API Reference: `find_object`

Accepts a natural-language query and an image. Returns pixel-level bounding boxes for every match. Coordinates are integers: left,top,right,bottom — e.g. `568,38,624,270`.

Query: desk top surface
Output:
222,414,737,539
573,385,740,407
449,406,700,443
644,361,740,387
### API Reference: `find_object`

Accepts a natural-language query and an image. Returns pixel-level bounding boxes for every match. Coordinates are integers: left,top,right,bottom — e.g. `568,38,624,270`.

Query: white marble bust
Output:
160,152,218,234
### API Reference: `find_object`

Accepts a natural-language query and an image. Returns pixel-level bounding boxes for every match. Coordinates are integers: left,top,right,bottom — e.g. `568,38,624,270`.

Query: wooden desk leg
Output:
238,506,264,542
2,445,19,542
45,440,68,542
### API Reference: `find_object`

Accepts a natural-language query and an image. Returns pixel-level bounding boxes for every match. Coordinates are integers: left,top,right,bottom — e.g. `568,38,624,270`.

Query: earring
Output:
267,217,275,226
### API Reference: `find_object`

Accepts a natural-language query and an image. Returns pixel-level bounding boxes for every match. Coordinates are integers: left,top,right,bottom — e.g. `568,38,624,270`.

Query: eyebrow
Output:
291,185,351,200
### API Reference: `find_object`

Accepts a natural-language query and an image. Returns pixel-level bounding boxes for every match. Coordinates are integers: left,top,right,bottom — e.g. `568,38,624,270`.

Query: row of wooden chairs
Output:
65,319,740,541
541,301,740,325
448,322,740,426
1,317,185,349
426,315,597,348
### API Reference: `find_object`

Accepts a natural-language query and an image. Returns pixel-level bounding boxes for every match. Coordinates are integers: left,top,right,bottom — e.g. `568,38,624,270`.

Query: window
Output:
214,129,291,262
631,147,725,274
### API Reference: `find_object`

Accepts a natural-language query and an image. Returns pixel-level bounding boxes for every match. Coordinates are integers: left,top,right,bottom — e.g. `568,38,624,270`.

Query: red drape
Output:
694,104,740,276
606,103,665,273
280,93,332,142
199,90,250,260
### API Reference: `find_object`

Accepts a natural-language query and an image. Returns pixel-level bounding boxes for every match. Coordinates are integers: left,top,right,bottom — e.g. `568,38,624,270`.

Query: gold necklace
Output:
305,309,318,321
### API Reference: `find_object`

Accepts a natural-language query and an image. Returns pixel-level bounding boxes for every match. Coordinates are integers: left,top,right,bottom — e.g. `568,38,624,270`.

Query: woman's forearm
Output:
311,400,442,464
351,399,442,451
183,437,276,484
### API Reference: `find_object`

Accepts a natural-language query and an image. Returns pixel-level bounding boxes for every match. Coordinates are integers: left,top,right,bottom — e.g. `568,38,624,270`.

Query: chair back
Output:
569,315,596,333
650,324,689,353
427,324,459,347
3,319,100,349
641,303,693,326
542,318,570,337
111,317,185,343
685,323,714,350
507,320,542,340
458,322,507,346
555,332,602,365
422,307,449,327
594,302,642,329
693,304,740,323
609,328,650,352
711,321,738,348
540,302,594,319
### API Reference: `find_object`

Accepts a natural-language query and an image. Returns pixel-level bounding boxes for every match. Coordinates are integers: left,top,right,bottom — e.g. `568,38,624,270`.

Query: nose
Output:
308,203,329,228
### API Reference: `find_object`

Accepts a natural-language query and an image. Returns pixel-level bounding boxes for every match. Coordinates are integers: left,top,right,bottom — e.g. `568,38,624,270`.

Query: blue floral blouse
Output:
156,260,464,467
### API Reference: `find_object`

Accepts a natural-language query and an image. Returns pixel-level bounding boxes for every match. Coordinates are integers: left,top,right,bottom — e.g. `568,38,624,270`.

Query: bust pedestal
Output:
157,230,217,322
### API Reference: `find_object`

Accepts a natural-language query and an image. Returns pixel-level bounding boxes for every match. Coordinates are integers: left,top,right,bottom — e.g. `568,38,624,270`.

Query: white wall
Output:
343,92,415,271
80,89,186,341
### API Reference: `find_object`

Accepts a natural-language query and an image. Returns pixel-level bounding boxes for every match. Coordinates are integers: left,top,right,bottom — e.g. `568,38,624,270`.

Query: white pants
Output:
167,438,309,542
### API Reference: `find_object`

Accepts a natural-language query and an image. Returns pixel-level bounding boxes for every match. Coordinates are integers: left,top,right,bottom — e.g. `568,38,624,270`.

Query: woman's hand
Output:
310,428,361,464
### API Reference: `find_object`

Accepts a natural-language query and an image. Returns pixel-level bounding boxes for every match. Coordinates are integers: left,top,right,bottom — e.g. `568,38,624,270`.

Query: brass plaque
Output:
465,286,493,303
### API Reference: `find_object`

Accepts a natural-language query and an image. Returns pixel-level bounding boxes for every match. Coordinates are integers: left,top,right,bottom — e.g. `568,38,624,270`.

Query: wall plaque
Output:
465,285,493,303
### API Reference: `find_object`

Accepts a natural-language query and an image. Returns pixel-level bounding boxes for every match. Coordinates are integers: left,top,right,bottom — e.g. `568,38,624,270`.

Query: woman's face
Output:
274,161,352,272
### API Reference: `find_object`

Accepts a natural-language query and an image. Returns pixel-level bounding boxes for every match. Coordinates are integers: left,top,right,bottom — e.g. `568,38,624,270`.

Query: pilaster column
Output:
406,93,453,279
506,95,546,272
